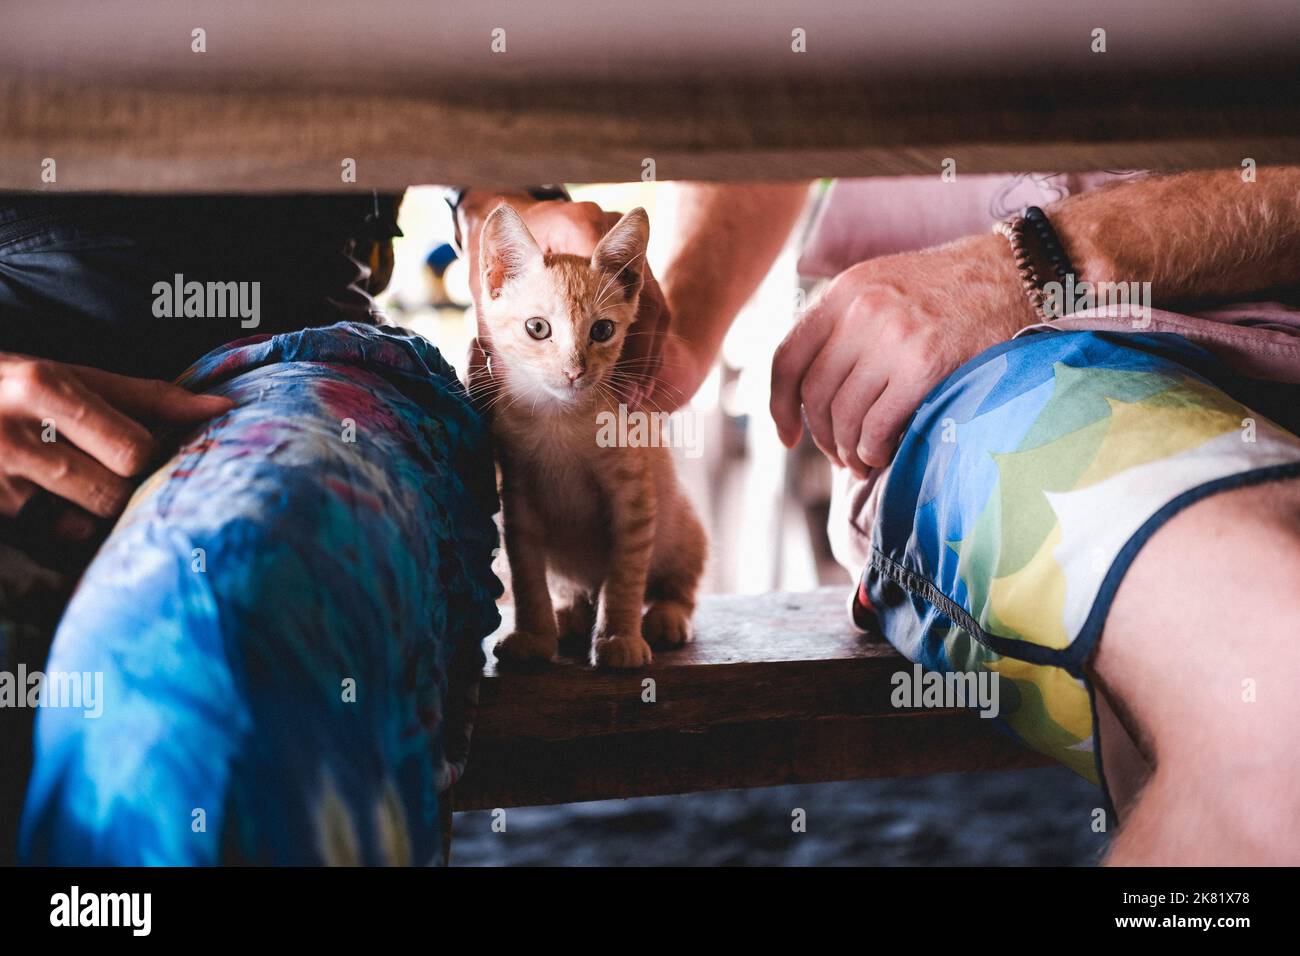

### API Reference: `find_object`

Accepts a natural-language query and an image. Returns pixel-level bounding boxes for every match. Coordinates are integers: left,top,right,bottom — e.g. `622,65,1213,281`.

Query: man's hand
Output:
0,354,233,539
457,191,671,410
770,232,1034,478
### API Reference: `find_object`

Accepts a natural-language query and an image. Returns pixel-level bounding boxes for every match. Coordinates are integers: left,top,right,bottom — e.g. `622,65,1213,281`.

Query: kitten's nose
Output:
563,368,584,383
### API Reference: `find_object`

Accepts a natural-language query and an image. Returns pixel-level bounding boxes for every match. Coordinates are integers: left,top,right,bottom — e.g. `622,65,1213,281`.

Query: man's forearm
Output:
1053,167,1300,306
657,182,810,376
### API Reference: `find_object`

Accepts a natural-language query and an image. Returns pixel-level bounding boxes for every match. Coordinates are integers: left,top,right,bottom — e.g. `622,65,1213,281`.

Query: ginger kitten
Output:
473,203,706,669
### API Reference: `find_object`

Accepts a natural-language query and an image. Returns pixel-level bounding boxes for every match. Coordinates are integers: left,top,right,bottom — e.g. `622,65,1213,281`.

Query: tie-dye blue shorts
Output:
19,323,502,865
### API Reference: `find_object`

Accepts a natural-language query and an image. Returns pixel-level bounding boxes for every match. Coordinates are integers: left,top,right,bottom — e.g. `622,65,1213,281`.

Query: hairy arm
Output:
1056,166,1300,304
772,165,1300,476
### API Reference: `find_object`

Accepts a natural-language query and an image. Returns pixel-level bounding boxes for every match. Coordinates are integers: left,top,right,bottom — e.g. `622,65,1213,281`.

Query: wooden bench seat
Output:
452,587,1048,811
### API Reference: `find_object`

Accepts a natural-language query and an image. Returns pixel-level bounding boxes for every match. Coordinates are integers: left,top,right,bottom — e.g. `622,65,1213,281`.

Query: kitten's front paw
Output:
592,633,653,669
642,602,694,649
494,630,558,669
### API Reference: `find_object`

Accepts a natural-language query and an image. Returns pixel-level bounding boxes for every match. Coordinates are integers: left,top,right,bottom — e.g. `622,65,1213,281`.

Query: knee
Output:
1096,479,1300,766
1176,760,1300,864
1111,761,1300,865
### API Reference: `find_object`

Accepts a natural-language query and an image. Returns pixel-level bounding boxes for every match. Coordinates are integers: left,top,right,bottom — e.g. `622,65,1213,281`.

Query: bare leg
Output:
1090,477,1300,865
1093,693,1152,824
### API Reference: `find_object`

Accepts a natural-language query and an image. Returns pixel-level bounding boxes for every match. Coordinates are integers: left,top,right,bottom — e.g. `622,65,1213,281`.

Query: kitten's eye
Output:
524,317,551,340
590,319,615,343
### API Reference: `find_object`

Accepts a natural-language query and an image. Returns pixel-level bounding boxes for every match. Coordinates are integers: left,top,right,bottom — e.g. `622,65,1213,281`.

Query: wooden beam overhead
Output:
3,2,1298,190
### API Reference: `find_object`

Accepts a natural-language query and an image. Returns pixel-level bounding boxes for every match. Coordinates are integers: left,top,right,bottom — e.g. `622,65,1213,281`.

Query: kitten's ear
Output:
591,207,649,303
480,203,543,299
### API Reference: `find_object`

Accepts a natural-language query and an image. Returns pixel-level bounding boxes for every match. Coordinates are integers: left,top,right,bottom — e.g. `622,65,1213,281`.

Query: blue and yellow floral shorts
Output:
853,330,1300,792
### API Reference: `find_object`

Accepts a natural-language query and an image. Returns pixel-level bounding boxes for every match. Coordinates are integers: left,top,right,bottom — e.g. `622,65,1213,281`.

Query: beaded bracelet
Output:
993,205,1079,321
